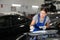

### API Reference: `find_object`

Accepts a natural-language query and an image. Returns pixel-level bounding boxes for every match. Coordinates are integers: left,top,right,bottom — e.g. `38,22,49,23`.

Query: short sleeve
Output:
46,16,51,23
32,14,38,21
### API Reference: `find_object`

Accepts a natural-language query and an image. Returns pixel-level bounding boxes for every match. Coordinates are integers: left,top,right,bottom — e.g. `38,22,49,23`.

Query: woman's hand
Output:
30,20,35,32
30,26,34,32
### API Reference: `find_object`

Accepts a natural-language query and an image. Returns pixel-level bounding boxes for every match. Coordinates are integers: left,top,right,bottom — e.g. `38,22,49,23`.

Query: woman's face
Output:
40,10,47,18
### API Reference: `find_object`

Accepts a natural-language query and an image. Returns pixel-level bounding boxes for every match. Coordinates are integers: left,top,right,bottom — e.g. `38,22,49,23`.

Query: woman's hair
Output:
40,7,48,13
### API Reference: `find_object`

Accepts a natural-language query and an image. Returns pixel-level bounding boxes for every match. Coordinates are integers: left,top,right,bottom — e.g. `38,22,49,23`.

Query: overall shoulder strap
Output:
38,14,40,23
43,16,47,25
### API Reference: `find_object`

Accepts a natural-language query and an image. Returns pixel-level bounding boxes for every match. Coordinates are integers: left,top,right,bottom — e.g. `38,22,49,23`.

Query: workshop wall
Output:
0,0,44,14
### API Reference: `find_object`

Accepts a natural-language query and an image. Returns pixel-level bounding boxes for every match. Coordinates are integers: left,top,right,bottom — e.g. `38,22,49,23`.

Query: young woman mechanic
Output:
30,7,50,32
29,7,50,40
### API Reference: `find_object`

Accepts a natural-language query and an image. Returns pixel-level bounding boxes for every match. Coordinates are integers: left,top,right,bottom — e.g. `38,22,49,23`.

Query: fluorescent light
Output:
32,5,39,8
12,4,21,7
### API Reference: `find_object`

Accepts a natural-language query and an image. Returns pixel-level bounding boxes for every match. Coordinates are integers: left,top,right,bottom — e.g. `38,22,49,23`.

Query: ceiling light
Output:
32,5,39,9
12,4,21,7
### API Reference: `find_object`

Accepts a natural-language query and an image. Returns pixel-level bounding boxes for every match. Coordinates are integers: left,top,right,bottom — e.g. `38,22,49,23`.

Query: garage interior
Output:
0,0,60,40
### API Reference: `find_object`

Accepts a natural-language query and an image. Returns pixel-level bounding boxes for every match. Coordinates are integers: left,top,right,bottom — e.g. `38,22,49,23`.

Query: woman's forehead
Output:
40,10,46,13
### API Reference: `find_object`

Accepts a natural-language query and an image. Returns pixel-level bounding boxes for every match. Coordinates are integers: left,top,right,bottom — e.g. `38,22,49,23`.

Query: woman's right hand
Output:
30,26,34,32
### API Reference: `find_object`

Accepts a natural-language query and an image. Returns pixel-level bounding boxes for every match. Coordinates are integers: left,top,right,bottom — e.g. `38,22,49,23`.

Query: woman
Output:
30,7,50,32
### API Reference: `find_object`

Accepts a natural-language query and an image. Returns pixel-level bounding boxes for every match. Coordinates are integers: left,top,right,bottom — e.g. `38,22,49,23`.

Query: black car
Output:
0,14,31,40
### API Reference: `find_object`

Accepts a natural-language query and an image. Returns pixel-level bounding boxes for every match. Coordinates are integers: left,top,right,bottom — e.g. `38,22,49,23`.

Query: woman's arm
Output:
46,16,51,28
29,20,36,31
46,22,50,28
30,20,35,26
30,14,37,26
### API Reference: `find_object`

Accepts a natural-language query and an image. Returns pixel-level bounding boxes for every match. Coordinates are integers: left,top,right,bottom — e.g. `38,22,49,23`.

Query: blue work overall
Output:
33,14,47,31
32,14,47,40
